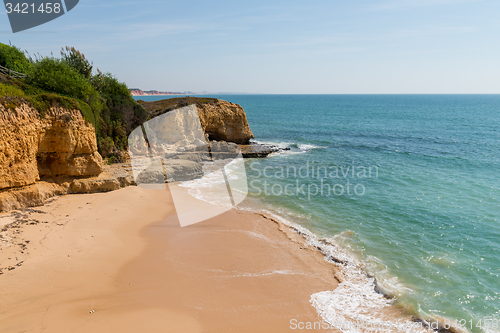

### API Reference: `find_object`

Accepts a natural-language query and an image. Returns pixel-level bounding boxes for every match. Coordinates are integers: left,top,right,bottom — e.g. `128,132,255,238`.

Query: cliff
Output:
138,97,254,144
0,103,129,211
0,104,103,190
0,97,261,212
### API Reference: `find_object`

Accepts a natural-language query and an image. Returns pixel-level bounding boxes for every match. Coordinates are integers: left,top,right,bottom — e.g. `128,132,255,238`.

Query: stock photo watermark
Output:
4,0,79,33
128,104,379,226
290,317,499,332
129,105,249,227
248,161,379,200
290,318,425,332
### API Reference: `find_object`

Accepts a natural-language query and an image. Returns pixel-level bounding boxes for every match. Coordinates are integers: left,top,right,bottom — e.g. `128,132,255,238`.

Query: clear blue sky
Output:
1,0,499,93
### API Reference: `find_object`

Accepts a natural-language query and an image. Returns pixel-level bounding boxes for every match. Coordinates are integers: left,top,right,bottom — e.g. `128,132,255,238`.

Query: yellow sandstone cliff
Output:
0,97,257,212
196,99,254,144
0,104,103,191
0,104,116,211
140,97,254,144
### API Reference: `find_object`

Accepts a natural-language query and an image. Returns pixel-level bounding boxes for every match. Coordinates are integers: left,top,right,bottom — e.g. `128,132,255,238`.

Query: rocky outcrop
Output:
68,163,135,194
139,97,254,144
0,182,66,212
0,104,103,192
36,111,103,178
0,105,40,190
238,143,290,158
0,97,273,212
135,159,204,185
0,103,105,211
0,163,135,211
196,100,254,144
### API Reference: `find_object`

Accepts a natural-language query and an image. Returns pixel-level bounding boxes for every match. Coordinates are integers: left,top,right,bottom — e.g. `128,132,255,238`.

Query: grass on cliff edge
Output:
0,79,95,124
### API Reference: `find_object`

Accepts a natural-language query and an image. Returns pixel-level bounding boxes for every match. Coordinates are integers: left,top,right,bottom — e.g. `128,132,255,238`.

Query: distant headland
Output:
129,88,194,96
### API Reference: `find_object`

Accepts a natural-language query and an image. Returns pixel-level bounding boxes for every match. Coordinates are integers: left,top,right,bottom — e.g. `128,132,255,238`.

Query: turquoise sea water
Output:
136,94,500,332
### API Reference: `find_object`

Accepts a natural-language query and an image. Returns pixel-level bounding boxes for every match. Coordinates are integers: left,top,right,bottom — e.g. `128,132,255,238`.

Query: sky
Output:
1,0,499,94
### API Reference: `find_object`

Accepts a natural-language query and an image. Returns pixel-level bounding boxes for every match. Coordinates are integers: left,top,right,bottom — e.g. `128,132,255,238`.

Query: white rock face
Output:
128,104,248,227
147,106,207,148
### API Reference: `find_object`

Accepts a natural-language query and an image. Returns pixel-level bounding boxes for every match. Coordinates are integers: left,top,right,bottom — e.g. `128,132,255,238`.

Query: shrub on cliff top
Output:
91,72,148,139
26,57,96,100
2,43,148,162
60,46,93,80
90,73,148,157
0,42,32,74
24,57,103,128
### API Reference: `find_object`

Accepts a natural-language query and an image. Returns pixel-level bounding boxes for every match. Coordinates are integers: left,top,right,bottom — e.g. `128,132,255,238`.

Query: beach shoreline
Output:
0,186,342,332
0,185,462,332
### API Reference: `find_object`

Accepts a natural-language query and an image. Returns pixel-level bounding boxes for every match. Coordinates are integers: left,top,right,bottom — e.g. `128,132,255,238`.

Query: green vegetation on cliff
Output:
0,43,147,161
0,43,31,73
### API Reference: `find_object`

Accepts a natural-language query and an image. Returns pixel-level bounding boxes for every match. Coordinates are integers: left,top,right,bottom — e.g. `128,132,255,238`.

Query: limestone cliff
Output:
0,97,263,212
139,97,254,144
196,99,254,144
0,104,103,192
0,103,107,211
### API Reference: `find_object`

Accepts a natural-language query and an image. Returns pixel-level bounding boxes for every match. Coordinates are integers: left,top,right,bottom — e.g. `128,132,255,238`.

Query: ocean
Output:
135,94,500,332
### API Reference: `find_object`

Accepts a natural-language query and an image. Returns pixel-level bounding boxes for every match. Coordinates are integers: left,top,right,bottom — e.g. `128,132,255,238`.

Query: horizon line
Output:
132,92,500,96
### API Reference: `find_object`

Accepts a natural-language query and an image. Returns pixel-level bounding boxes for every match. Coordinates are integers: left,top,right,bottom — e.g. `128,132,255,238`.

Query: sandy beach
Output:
0,186,344,332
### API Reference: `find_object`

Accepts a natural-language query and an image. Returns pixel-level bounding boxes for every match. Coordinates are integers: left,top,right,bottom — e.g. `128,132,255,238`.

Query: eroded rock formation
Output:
0,104,103,192
0,163,136,212
0,97,268,212
196,100,254,144
0,104,110,211
139,97,254,144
